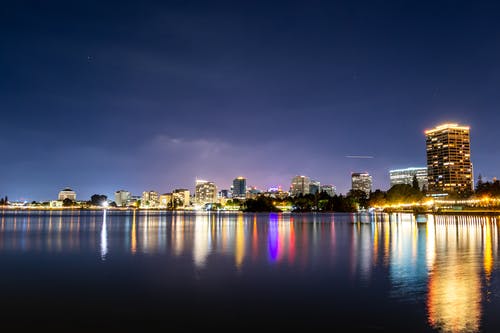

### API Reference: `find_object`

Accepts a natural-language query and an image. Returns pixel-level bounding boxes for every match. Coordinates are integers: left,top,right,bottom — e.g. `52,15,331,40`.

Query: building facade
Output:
159,193,173,208
195,180,217,205
58,188,76,201
309,180,321,195
351,173,372,196
114,190,131,207
389,167,428,190
290,175,311,196
425,123,473,195
320,184,336,196
232,177,247,200
172,189,190,208
142,190,159,208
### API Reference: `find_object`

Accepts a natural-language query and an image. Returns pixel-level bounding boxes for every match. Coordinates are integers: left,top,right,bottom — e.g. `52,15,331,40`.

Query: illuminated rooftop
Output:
425,123,470,134
389,167,427,173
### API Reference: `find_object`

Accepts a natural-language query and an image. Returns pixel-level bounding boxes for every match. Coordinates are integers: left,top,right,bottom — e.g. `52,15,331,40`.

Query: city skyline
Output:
2,1,500,201
0,121,495,202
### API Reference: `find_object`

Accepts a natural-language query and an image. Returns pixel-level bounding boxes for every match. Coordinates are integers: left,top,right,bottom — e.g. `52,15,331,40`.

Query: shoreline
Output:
0,207,500,216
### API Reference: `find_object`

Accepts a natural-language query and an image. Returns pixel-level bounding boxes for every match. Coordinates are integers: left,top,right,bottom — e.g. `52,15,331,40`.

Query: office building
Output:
232,177,247,200
195,180,217,205
159,193,173,208
142,190,159,208
173,189,190,207
320,184,336,196
425,123,473,195
114,190,131,207
309,180,321,195
351,172,372,196
290,175,311,196
58,188,76,201
389,167,428,190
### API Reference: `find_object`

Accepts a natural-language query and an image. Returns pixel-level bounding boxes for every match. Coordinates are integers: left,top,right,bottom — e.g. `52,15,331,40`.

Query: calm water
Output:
0,210,499,332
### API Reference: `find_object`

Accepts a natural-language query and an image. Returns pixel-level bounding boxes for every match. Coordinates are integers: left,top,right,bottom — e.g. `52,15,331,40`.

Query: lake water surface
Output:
0,210,499,332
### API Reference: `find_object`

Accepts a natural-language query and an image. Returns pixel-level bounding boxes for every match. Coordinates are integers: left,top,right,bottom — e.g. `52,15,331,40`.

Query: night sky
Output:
2,0,500,201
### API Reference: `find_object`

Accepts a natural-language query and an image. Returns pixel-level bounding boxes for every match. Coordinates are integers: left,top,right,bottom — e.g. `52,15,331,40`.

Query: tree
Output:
412,175,420,191
476,174,484,192
386,184,423,204
63,198,74,207
369,189,387,207
346,189,368,210
90,194,108,207
243,196,281,212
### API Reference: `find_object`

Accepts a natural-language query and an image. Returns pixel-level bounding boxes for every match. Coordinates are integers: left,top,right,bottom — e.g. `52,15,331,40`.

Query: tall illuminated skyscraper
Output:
425,123,473,195
232,177,247,200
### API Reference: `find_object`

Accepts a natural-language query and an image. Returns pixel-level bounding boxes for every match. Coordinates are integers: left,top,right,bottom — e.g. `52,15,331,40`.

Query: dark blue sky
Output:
1,0,500,201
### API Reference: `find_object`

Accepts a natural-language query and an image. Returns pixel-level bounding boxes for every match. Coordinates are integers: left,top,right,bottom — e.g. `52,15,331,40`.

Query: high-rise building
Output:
232,177,247,200
351,172,372,196
290,175,311,196
58,188,76,201
114,190,131,207
320,184,336,196
195,180,217,205
173,189,190,208
142,190,159,208
389,167,428,190
309,180,321,195
425,123,473,195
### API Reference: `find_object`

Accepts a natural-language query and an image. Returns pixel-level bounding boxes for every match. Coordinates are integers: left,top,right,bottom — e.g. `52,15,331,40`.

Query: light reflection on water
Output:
0,210,499,332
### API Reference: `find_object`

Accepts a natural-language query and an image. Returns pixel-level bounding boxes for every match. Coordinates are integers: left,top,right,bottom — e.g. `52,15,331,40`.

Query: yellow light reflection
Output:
131,211,137,254
235,214,245,269
483,217,494,281
427,218,482,333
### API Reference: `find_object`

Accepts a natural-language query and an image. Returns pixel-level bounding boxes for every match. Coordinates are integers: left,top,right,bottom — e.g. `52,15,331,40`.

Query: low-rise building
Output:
58,188,76,201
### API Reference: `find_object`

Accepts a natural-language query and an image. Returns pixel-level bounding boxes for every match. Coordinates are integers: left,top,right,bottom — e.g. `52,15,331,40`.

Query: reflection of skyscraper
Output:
425,123,473,195
388,215,428,301
235,214,245,269
351,172,372,196
427,217,483,333
193,214,211,268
